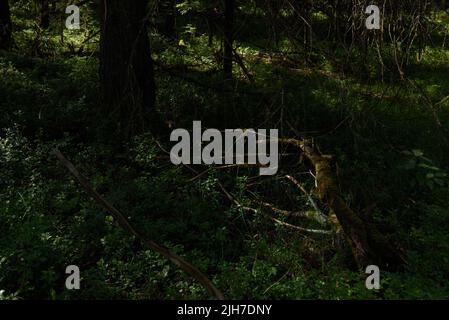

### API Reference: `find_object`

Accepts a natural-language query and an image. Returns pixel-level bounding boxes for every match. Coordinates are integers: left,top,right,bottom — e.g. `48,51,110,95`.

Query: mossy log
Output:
279,138,406,270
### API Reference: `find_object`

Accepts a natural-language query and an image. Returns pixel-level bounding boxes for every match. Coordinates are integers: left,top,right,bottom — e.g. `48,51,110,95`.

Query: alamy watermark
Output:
170,121,279,176
65,5,80,30
365,265,380,290
366,5,381,30
61,4,380,30
65,265,80,290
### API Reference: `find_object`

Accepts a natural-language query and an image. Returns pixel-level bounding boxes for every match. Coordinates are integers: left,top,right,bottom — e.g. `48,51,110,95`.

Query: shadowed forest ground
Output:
1,1,449,299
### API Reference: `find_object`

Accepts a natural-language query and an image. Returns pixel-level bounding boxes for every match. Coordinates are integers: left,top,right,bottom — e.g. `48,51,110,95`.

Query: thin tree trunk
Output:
100,0,156,137
268,0,280,47
157,0,177,39
223,0,234,79
0,0,12,49
303,0,312,55
39,0,50,29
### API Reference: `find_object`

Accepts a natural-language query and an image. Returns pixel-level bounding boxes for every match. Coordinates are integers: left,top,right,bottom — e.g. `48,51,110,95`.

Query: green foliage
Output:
1,1,449,300
400,149,448,190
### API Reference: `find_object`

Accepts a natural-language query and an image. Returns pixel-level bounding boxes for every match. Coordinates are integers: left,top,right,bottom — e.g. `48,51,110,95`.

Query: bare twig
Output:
217,182,331,235
285,175,328,225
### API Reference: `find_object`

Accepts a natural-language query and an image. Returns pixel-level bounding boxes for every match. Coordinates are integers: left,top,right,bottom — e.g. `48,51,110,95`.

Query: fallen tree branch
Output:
246,191,327,225
217,182,331,236
232,47,254,83
155,137,406,269
53,149,225,300
278,138,407,270
270,217,332,235
285,175,328,225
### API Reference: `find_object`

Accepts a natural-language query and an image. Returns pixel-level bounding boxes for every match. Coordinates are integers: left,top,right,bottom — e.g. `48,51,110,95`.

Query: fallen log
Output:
278,138,406,270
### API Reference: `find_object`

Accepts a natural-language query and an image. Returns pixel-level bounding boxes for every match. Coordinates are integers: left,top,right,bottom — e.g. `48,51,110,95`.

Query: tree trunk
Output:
206,3,220,47
303,0,312,55
39,0,50,29
157,0,177,39
223,0,234,79
267,0,280,47
100,0,156,137
0,0,12,49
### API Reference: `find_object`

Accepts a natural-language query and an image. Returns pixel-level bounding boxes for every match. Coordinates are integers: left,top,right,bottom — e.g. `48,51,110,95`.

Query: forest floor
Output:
1,11,449,299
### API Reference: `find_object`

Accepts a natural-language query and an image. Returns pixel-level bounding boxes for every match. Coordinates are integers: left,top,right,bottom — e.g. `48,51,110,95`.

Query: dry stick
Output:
262,269,290,295
217,181,331,235
232,47,254,83
270,217,331,235
52,149,225,300
154,140,329,235
237,202,331,235
435,95,449,107
285,175,328,225
246,190,326,224
257,200,307,218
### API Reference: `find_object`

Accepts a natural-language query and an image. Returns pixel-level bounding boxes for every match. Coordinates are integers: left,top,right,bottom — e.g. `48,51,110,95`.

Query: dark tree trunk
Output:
206,3,220,47
291,0,312,54
0,0,12,49
223,0,234,79
303,0,313,54
39,0,50,29
100,0,156,137
267,0,280,47
157,0,177,39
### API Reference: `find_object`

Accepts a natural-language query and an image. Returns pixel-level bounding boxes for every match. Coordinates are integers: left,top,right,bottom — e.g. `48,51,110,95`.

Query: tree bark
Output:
100,0,156,137
223,0,234,79
157,0,177,39
39,0,50,29
0,0,12,49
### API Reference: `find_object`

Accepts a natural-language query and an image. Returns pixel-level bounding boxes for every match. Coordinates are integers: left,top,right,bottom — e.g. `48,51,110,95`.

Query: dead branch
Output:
53,149,225,300
278,138,407,270
217,181,331,235
285,175,328,225
155,136,406,269
246,191,327,225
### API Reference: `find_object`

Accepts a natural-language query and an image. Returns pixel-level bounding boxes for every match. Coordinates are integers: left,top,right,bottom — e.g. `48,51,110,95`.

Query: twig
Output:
232,47,254,83
285,175,328,225
270,217,332,235
154,139,330,234
262,269,290,295
218,182,331,235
